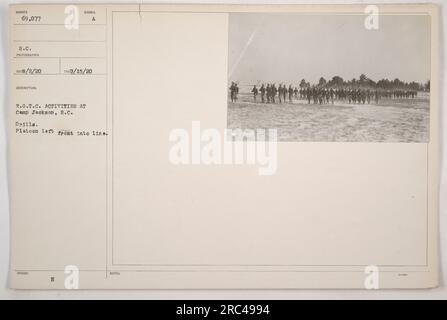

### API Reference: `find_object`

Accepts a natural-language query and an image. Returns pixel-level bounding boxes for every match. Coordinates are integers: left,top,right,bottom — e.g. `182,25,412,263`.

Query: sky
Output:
229,13,430,85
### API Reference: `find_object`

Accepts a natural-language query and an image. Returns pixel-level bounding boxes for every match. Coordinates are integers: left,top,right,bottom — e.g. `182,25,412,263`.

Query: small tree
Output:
330,76,344,87
318,77,327,87
359,74,367,84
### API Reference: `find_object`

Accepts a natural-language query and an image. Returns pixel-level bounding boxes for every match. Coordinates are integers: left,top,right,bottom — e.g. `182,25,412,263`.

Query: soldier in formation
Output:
230,82,418,105
229,82,239,102
251,85,258,102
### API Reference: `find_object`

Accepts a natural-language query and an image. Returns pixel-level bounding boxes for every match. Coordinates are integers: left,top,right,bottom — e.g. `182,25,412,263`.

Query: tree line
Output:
298,74,430,92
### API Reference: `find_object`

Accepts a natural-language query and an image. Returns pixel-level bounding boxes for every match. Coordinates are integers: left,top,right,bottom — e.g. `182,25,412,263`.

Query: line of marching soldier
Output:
250,84,296,104
246,84,418,105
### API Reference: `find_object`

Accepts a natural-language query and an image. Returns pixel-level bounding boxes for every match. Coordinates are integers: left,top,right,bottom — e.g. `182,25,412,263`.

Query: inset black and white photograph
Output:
228,13,431,142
